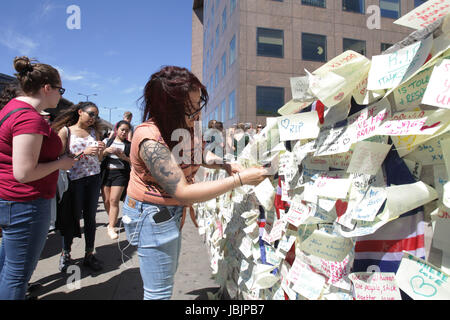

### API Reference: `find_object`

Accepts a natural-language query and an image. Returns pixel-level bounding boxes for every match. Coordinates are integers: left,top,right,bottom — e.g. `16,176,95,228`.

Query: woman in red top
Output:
0,56,76,300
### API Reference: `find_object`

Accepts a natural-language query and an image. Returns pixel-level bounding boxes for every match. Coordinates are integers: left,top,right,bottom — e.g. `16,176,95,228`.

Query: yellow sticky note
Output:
300,230,354,262
347,141,392,175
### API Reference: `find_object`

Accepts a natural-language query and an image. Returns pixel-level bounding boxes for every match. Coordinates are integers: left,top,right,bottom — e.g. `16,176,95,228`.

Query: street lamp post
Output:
78,93,98,101
102,107,117,123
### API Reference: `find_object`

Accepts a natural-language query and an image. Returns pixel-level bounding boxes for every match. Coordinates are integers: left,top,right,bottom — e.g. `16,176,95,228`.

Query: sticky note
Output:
289,257,326,300
422,59,450,109
349,272,402,300
253,178,275,211
300,230,354,262
278,112,320,142
347,141,392,175
290,76,315,102
352,187,387,222
394,0,450,30
367,36,433,90
396,253,450,300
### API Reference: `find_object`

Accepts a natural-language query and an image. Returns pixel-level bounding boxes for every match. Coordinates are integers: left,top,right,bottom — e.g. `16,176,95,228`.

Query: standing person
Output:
52,102,106,272
123,66,268,300
233,123,250,158
109,111,134,141
256,124,263,134
0,56,76,299
100,120,131,240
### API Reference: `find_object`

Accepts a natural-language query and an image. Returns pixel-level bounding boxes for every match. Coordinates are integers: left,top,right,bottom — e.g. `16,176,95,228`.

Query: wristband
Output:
237,172,243,186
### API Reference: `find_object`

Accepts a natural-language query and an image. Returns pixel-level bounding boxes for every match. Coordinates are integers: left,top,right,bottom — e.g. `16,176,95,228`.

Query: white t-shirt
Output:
103,138,126,170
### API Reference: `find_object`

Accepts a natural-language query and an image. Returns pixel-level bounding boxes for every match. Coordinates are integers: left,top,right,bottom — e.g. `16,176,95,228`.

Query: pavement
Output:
28,197,220,300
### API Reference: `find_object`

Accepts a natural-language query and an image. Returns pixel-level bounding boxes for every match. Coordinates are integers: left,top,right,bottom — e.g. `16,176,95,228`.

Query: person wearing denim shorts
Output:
0,56,76,299
124,66,268,300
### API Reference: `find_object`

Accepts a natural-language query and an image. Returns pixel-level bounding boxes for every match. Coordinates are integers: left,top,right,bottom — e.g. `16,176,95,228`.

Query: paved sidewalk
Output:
28,198,219,300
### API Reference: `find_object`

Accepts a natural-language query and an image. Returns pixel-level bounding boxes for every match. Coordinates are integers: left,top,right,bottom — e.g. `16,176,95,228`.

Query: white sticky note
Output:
301,230,354,262
394,0,450,30
289,258,326,300
290,76,315,101
314,124,356,156
286,200,311,228
422,60,450,108
278,112,320,142
352,187,387,222
380,181,438,220
254,178,275,211
347,141,392,176
432,207,450,254
367,36,433,90
396,253,450,300
312,172,352,200
349,272,402,300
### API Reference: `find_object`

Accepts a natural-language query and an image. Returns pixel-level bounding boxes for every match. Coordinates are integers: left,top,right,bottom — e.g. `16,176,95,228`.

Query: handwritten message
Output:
311,172,352,199
314,124,356,156
278,112,320,142
290,76,315,101
288,257,326,300
367,36,433,90
394,0,450,30
396,253,450,300
352,187,387,222
347,99,391,142
404,130,450,165
422,60,450,109
347,141,392,175
393,67,433,110
301,230,354,262
349,272,401,300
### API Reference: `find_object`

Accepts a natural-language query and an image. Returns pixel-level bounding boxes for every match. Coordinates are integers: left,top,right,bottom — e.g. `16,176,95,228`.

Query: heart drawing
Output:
281,119,290,129
410,275,437,298
335,200,348,220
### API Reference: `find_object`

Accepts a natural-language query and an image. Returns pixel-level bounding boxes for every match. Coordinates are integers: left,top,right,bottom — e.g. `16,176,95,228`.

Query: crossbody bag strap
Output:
65,126,71,154
0,108,30,127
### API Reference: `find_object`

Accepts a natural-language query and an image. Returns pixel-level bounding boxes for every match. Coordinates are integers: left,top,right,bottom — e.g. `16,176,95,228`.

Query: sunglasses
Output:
185,102,205,120
84,111,99,119
52,86,66,95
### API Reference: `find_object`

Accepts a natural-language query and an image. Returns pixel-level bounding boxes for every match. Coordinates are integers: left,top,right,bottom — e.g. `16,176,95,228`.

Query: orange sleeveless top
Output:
127,120,204,206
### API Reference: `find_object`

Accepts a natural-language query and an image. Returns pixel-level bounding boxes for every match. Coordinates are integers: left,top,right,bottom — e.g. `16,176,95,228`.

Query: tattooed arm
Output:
139,139,267,205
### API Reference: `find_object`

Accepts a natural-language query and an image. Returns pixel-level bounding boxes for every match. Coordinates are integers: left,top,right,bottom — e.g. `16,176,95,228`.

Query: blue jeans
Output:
122,196,183,300
62,174,101,253
0,198,51,300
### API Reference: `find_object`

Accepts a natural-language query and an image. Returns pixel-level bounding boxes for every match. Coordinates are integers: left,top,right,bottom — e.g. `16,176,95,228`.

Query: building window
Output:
221,99,227,123
221,52,227,78
215,25,220,48
257,27,284,58
380,0,400,19
215,66,219,88
230,0,236,14
342,0,365,14
256,86,285,116
343,38,366,56
222,7,227,32
302,33,327,62
414,0,427,7
229,35,237,66
301,0,326,8
381,42,393,52
229,90,236,120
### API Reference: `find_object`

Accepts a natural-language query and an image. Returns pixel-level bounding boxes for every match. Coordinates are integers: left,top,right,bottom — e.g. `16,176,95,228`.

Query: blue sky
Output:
0,0,194,126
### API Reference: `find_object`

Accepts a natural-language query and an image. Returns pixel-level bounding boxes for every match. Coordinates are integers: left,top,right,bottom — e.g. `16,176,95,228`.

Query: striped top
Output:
127,119,204,206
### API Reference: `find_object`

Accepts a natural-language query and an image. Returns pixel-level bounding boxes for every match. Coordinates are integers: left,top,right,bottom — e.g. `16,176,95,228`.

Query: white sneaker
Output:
107,226,118,240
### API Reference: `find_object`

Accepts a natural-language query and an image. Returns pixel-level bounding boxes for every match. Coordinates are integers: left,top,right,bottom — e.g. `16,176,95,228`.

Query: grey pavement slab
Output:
28,198,219,300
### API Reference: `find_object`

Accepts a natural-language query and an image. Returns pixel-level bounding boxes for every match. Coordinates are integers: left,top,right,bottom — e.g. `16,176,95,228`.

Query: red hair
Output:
140,66,208,150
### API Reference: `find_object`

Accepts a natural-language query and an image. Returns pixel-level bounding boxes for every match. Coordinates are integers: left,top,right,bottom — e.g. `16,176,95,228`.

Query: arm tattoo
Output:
139,139,183,196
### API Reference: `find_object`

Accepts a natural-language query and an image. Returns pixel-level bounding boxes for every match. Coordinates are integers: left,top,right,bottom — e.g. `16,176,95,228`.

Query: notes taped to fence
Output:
393,67,433,110
290,76,315,102
396,253,450,300
278,112,320,142
422,59,450,109
367,36,433,90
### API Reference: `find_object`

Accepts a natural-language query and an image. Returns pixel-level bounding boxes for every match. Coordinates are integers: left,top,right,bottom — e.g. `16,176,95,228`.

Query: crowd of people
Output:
0,56,269,300
204,119,264,160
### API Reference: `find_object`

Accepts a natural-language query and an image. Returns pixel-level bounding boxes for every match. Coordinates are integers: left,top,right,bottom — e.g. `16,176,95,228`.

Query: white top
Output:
103,138,125,170
68,128,100,181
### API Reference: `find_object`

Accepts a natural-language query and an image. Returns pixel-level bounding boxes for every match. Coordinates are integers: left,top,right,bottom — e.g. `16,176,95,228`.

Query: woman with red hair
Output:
123,66,268,300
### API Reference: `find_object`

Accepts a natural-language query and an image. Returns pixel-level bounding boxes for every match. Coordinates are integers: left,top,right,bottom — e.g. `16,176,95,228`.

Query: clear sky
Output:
0,0,194,126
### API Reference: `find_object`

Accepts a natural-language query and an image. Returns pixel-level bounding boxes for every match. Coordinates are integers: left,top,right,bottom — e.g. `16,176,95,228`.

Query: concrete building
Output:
191,0,428,129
